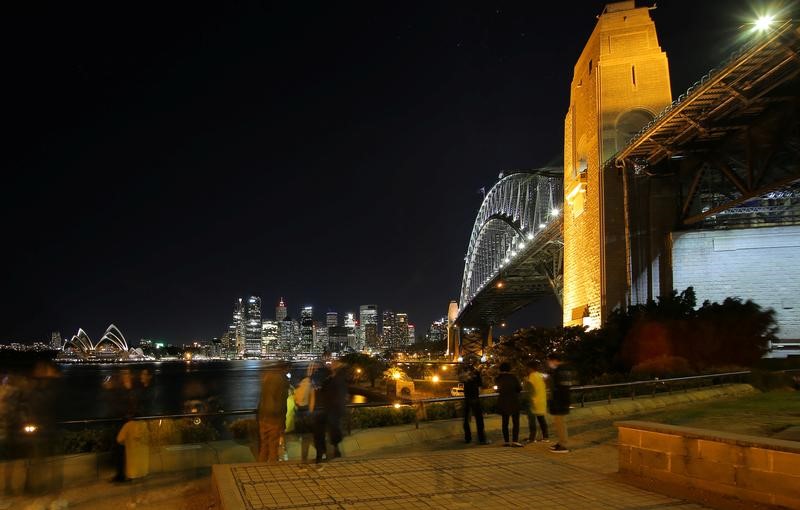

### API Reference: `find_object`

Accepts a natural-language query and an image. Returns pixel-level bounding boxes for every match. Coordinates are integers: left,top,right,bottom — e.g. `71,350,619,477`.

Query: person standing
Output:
257,364,289,463
495,362,523,447
294,363,318,466
321,359,348,459
116,416,150,480
525,361,549,442
547,353,576,453
461,359,488,445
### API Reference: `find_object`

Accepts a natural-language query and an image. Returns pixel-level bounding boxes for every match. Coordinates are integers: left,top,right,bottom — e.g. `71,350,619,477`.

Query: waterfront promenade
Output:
6,384,769,509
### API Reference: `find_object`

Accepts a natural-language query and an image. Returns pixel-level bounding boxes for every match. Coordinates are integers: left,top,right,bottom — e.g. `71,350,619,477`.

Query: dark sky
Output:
3,0,768,344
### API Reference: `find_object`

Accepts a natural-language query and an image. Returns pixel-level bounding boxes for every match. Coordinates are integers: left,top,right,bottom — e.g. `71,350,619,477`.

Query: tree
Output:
340,352,387,388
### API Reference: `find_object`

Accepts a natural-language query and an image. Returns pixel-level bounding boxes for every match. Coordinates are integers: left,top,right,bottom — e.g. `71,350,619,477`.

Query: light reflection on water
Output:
350,394,367,404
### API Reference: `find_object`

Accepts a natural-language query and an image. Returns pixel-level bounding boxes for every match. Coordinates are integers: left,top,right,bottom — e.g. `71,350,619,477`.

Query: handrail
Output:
54,370,754,426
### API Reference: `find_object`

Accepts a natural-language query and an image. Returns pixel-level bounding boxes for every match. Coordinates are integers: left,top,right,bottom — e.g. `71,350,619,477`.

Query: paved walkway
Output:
213,444,707,510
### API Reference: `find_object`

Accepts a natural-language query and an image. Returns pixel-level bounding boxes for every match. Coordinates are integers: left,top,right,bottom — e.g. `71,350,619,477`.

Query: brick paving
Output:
213,446,707,510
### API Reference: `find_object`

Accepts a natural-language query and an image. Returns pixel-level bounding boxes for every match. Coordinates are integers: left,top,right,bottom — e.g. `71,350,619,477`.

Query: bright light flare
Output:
551,208,561,216
23,424,38,434
432,375,440,383
754,14,775,31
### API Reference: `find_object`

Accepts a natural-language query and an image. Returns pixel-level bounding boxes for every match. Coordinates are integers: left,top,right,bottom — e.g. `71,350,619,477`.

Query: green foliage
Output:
492,287,776,381
630,355,693,378
749,370,797,391
423,401,459,421
228,418,257,441
341,353,387,387
59,426,117,454
350,406,416,429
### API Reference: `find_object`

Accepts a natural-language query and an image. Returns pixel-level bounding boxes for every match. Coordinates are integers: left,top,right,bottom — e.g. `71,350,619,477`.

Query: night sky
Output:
4,0,767,344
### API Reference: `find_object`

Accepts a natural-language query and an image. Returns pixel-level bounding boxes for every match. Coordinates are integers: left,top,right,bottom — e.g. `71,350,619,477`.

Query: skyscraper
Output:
382,309,395,349
275,297,287,322
396,313,409,347
245,296,262,358
300,305,314,353
407,324,416,345
50,331,62,350
229,298,245,358
261,320,278,356
326,311,339,328
360,304,379,349
278,316,299,353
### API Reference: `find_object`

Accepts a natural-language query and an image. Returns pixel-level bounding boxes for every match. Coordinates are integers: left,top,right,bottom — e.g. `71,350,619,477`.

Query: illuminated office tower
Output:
382,309,395,348
396,313,409,346
229,298,245,357
261,320,278,356
244,296,262,358
50,331,62,350
360,304,379,349
300,306,314,353
407,324,416,345
275,297,287,322
326,311,339,328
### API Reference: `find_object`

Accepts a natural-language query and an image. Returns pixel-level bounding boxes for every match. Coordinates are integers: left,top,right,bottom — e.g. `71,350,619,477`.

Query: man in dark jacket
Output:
495,362,523,447
461,358,489,444
547,353,576,453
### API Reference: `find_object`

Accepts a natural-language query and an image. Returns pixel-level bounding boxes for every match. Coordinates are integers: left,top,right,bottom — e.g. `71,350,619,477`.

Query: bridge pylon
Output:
562,1,672,329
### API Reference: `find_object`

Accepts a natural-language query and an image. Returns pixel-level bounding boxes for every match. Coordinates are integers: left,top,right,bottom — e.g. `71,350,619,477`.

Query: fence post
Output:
347,407,352,436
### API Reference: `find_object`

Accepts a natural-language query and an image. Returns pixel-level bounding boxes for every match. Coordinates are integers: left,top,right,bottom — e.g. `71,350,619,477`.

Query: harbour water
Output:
26,360,329,422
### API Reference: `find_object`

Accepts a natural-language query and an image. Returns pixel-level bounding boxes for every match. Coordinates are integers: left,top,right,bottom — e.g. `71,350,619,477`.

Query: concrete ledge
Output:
616,420,800,509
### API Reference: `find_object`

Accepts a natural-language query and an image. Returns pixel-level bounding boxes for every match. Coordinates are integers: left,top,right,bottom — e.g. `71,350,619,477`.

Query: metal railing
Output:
54,370,754,432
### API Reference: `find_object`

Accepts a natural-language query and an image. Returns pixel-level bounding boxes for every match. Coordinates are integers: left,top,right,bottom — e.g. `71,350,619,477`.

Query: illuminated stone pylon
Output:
562,1,672,329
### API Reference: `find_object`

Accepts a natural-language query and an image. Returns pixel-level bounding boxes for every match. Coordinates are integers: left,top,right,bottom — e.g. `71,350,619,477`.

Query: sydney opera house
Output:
58,324,144,361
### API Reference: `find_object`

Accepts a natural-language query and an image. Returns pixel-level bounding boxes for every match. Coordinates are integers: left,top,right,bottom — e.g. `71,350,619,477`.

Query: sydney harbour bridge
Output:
450,6,800,359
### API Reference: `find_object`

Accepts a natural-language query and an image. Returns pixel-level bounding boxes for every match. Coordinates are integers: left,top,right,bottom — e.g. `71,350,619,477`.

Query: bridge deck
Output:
213,447,706,509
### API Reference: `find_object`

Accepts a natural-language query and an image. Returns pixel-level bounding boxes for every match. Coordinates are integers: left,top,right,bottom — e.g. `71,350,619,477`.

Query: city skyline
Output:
4,1,743,344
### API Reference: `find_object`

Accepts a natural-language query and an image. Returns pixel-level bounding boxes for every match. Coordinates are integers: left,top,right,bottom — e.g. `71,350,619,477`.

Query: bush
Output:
631,356,693,378
423,401,459,421
350,406,415,429
749,370,797,391
228,418,257,442
59,426,117,454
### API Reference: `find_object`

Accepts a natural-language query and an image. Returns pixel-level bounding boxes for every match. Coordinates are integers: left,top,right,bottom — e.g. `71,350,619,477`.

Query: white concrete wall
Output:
671,225,800,340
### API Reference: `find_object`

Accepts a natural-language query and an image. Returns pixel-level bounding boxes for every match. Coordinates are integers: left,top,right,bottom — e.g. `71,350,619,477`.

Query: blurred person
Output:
293,363,317,467
311,358,332,464
495,362,523,447
321,357,348,459
524,361,549,443
461,358,488,445
257,363,289,463
116,415,150,480
547,352,577,454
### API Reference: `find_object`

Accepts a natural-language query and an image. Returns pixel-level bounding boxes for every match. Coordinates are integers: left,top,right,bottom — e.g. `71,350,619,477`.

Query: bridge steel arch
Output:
457,169,563,328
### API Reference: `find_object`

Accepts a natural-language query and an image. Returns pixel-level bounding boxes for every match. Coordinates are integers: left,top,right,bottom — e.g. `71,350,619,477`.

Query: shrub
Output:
350,406,415,429
423,401,459,421
228,418,257,441
749,370,797,391
631,355,693,378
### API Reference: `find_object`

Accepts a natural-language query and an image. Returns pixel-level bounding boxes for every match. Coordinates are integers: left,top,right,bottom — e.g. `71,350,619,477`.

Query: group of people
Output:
257,355,348,465
462,352,576,453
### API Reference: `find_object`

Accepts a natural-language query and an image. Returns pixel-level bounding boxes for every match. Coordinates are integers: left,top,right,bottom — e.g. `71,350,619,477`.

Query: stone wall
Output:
616,420,800,509
672,225,800,340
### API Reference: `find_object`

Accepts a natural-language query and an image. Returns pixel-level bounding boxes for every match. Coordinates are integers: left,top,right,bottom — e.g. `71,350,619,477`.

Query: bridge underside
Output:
456,221,562,328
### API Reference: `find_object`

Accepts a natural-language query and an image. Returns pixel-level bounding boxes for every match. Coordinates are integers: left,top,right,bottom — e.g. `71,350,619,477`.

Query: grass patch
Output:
638,390,800,438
